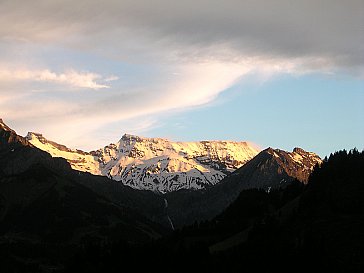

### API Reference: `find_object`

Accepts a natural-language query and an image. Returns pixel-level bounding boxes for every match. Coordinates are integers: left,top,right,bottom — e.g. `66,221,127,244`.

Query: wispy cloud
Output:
0,0,362,150
0,56,345,150
0,67,111,89
104,75,119,82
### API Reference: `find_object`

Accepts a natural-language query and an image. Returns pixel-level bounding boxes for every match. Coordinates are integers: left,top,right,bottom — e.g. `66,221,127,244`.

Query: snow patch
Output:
28,133,260,193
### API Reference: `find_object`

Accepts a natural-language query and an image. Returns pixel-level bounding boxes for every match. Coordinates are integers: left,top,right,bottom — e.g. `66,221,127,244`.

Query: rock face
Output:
243,147,323,189
26,132,260,193
0,120,71,176
0,118,323,229
0,119,30,146
164,147,322,227
280,147,322,182
216,146,322,195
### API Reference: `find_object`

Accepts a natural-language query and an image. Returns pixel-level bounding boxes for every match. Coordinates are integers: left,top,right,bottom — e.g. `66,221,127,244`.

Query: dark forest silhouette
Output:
2,149,362,272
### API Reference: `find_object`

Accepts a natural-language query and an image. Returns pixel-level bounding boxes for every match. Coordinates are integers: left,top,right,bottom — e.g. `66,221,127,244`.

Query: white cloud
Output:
0,55,339,150
104,75,119,82
0,0,362,149
0,67,111,89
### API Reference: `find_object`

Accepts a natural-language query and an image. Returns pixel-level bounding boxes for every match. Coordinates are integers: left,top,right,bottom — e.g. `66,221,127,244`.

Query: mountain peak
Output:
121,133,141,140
28,131,260,193
264,147,275,153
0,118,12,132
262,146,321,183
120,133,169,144
0,119,31,147
26,132,45,142
26,132,89,155
293,147,306,154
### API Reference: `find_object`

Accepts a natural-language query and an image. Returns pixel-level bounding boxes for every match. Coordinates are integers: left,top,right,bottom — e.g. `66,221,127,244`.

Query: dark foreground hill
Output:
65,149,364,273
0,119,169,272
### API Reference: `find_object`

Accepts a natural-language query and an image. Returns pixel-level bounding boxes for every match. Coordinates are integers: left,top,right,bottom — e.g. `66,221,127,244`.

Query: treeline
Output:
2,149,363,273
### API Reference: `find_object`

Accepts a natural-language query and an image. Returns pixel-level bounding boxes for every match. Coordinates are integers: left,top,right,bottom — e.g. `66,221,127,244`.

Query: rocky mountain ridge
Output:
164,146,322,227
0,119,167,253
26,131,260,193
1,118,322,227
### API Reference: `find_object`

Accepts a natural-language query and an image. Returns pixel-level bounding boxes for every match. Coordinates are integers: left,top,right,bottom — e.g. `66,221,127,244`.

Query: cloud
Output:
0,66,111,89
0,0,363,149
0,54,353,150
104,75,119,82
0,57,327,146
0,0,362,70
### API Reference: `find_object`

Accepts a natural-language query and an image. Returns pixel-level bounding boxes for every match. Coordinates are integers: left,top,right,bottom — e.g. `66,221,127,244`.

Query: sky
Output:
0,0,363,157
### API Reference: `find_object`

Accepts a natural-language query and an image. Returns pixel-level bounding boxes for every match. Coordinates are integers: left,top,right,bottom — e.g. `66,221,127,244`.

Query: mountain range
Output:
1,118,322,227
26,131,260,193
25,127,320,194
3,118,347,272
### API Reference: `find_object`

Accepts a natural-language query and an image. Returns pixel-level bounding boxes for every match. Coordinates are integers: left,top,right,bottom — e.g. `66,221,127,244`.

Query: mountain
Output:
222,146,322,190
0,119,71,175
0,120,167,255
164,147,321,227
2,118,337,272
26,132,260,193
2,119,321,229
62,150,364,273
0,118,29,146
25,132,101,174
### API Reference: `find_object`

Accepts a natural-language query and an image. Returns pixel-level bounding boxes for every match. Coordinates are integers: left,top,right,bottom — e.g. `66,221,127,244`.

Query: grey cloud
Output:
0,0,362,70
1,0,364,150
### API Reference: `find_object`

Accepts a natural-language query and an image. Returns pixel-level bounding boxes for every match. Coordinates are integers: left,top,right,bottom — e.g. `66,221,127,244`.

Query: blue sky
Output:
146,73,364,157
0,0,363,157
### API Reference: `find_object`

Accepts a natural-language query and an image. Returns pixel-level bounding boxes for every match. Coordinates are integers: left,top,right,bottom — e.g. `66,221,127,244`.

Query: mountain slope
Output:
165,147,321,227
2,119,321,229
26,132,260,193
0,120,166,247
25,132,101,175
207,149,364,272
61,150,363,273
223,147,322,190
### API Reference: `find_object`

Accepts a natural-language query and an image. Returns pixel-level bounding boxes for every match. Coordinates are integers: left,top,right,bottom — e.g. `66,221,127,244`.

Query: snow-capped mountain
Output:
26,132,101,174
26,132,260,193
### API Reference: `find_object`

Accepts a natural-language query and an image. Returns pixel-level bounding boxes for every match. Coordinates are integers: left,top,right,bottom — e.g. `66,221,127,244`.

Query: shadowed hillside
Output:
64,149,364,273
